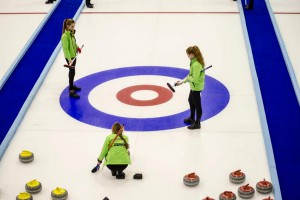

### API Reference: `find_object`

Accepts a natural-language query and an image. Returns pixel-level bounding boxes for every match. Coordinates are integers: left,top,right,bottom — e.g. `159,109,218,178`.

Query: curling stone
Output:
238,184,255,199
262,196,273,200
16,192,33,200
183,172,200,186
25,179,42,194
229,170,246,184
256,179,273,194
19,150,34,163
203,197,215,200
51,187,68,200
219,191,236,200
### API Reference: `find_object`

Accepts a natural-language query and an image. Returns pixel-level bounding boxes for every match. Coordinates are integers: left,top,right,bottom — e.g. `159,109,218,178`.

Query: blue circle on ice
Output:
59,66,230,131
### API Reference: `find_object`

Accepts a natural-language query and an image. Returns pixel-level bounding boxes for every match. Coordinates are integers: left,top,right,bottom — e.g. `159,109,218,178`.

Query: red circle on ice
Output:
116,85,173,106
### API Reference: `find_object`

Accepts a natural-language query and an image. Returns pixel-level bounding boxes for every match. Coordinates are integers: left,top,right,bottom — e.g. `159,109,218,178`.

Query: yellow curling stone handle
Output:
17,192,31,199
53,187,66,195
20,150,32,157
26,179,40,187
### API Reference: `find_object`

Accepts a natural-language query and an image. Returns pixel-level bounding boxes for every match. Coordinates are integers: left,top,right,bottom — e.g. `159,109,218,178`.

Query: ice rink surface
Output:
0,0,299,199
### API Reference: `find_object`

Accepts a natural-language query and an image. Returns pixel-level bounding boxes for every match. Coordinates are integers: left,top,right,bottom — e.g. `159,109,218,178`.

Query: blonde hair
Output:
186,45,205,66
111,122,129,149
62,18,75,34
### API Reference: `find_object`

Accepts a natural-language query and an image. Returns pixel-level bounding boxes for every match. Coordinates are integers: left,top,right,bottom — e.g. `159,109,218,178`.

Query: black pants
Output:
106,165,128,173
65,58,76,91
188,90,202,122
246,0,254,9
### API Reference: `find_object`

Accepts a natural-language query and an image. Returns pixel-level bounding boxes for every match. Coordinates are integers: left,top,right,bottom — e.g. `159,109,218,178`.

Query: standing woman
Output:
96,123,131,179
176,45,205,130
61,19,82,98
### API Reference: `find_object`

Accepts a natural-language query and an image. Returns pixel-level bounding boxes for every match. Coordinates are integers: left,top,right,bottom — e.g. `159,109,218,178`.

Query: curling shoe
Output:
73,85,81,91
69,91,80,98
111,171,117,176
246,5,253,10
184,117,195,124
86,3,94,8
116,171,125,179
188,121,201,130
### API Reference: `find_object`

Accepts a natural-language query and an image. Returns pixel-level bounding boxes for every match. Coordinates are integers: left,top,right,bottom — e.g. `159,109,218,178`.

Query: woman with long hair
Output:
61,19,82,98
176,45,206,129
96,123,131,179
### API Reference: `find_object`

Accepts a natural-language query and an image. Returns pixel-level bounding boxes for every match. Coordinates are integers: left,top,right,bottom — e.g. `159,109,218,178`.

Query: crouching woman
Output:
97,122,131,179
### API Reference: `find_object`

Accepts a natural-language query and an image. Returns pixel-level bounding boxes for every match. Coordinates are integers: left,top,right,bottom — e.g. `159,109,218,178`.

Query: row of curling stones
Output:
220,188,266,200
16,180,42,200
18,151,68,200
183,170,272,192
202,192,237,200
16,188,68,200
220,183,273,199
17,180,67,200
218,191,273,200
19,150,34,163
202,193,273,200
17,151,36,200
182,170,273,200
202,191,273,200
230,170,273,194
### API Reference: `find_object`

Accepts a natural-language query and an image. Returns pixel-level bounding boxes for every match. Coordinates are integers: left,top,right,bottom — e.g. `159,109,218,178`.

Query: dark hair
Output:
112,122,129,149
186,45,205,66
62,18,75,34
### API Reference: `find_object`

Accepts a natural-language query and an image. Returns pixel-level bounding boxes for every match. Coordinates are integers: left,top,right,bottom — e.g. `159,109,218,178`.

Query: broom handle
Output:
109,125,124,148
201,65,212,72
69,45,84,65
101,125,124,169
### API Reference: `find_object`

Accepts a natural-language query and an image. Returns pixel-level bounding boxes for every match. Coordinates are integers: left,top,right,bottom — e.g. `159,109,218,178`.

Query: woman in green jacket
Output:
97,122,131,179
176,45,205,129
61,19,82,98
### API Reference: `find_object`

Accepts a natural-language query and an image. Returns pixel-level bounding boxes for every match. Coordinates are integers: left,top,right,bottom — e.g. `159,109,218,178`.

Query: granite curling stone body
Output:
16,192,33,200
256,179,273,194
25,179,42,194
238,184,255,199
183,172,200,186
51,187,68,200
219,191,236,200
19,150,34,163
229,170,245,184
